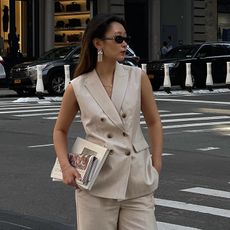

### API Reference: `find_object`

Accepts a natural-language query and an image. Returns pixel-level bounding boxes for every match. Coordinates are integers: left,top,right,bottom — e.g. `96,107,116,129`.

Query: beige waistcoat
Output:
71,62,159,200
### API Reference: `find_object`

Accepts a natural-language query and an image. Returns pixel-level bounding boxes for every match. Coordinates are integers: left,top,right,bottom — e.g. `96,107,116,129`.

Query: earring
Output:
97,49,103,62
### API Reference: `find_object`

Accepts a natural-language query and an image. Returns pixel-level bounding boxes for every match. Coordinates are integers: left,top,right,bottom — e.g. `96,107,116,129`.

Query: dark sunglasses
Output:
103,35,131,44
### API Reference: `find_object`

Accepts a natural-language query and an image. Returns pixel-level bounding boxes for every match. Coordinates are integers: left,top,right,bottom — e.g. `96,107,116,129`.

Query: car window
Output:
196,45,211,57
164,46,199,59
197,45,228,57
38,46,76,61
222,44,230,54
211,45,228,56
71,47,81,59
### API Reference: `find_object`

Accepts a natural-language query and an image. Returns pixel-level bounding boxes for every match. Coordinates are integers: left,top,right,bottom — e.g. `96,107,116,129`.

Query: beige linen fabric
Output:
75,190,158,230
71,63,159,200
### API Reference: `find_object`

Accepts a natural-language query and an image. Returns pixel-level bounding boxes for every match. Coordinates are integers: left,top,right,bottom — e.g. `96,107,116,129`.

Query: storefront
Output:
0,0,92,59
54,0,91,47
0,0,32,57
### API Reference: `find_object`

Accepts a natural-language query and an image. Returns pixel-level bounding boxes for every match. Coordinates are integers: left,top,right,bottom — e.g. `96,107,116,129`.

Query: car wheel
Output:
47,72,65,96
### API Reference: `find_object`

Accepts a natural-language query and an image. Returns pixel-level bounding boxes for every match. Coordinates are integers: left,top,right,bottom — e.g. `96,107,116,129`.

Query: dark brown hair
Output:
74,14,127,77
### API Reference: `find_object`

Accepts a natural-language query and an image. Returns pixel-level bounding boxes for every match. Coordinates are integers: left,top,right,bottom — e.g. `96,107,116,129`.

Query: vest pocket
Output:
132,141,149,153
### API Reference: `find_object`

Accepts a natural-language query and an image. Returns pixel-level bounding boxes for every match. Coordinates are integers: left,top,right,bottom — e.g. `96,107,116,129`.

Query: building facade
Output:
0,0,230,63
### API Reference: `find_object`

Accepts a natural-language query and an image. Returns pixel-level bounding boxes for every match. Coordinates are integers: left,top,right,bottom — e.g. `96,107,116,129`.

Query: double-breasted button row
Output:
125,151,131,156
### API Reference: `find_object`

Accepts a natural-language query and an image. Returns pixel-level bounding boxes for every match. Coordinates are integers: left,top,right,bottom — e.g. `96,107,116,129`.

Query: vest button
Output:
100,117,105,122
122,113,127,118
123,132,128,137
109,149,114,155
107,134,113,138
125,151,131,156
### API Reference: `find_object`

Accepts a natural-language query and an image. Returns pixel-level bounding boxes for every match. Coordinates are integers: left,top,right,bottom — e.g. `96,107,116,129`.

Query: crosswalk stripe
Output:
161,121,230,129
162,153,174,156
0,105,59,110
140,113,202,119
14,112,59,117
157,222,202,230
43,116,58,120
155,198,230,218
181,187,230,199
28,144,54,148
160,112,202,117
156,98,230,105
140,116,230,125
0,108,60,114
161,115,230,123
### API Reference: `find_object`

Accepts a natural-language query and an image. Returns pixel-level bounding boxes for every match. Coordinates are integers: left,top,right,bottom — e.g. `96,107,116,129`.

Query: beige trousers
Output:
75,190,158,230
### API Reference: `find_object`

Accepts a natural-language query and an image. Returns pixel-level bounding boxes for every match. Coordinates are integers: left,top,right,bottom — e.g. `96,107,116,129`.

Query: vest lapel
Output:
84,69,124,131
111,62,129,113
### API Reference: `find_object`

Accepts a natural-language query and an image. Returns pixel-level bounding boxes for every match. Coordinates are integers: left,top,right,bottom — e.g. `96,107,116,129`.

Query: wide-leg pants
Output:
75,190,158,230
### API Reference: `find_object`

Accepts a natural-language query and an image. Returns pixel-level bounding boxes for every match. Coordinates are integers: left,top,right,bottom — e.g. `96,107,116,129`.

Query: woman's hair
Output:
74,14,127,77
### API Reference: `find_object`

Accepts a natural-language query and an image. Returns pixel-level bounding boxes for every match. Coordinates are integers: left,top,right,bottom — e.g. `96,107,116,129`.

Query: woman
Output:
53,13,163,230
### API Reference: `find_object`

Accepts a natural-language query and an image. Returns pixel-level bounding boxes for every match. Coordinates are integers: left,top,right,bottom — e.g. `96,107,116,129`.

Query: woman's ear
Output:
93,38,103,50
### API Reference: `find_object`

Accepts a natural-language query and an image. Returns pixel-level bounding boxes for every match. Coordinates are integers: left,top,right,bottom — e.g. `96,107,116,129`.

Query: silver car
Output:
0,56,6,79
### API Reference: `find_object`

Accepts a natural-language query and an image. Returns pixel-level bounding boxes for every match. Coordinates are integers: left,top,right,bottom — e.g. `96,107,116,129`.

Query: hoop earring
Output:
97,49,103,62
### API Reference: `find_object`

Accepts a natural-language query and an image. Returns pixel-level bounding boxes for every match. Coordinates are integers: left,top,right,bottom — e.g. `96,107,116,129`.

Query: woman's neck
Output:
96,61,116,82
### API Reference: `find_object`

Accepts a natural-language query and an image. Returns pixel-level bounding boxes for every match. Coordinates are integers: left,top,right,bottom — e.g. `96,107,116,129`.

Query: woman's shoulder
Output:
118,63,142,77
71,71,92,85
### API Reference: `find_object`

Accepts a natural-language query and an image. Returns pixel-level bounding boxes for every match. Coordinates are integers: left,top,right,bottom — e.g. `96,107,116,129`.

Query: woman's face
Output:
101,22,128,62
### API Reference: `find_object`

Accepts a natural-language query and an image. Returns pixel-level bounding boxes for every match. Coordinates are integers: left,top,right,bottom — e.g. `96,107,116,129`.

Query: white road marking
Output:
157,222,202,230
140,116,230,125
198,108,230,115
0,220,32,229
184,129,216,133
14,112,59,117
156,98,230,105
154,88,230,96
43,116,58,120
28,144,54,148
162,121,230,129
181,187,230,199
161,116,230,123
158,110,170,113
155,198,230,218
0,108,60,114
160,113,202,117
162,153,174,156
197,147,220,151
44,114,81,120
0,105,59,110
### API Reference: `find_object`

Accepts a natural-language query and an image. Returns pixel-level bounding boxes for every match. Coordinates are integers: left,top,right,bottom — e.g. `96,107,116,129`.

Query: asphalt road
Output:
0,88,229,230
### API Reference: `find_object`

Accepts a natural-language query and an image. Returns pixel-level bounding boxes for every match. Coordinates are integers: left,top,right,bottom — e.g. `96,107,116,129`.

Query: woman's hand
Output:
62,166,82,189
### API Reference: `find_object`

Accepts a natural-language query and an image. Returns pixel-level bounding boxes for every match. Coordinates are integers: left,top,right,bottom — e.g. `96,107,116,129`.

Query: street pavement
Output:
0,87,230,230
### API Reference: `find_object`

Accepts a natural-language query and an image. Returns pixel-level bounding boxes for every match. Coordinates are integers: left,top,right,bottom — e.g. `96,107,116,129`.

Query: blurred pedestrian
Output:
161,41,169,58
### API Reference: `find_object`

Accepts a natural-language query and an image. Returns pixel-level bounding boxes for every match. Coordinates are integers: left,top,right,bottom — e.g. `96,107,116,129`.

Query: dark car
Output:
147,42,230,90
9,45,139,96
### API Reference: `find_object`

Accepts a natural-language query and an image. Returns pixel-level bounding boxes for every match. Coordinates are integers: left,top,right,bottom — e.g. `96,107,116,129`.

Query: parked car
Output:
0,56,6,80
9,45,140,96
147,42,230,90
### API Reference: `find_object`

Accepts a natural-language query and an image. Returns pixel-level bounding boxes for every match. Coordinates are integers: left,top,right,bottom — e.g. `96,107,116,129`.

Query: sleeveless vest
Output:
71,62,159,199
